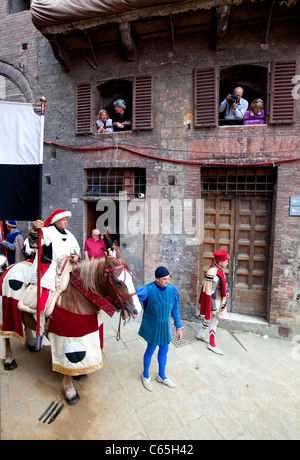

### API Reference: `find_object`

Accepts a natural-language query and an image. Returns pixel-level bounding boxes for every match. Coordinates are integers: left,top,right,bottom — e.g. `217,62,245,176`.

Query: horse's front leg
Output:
62,375,80,406
24,327,37,352
3,338,17,370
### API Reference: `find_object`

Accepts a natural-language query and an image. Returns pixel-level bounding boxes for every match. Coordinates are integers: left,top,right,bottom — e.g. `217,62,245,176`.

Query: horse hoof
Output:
65,389,80,406
4,358,17,371
27,344,39,353
72,374,87,382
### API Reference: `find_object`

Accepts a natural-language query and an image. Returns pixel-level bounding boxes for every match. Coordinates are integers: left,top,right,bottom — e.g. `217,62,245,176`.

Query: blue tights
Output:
143,343,169,380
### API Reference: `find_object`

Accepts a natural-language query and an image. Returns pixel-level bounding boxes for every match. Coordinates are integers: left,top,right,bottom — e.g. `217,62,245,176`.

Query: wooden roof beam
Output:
118,22,138,61
215,5,230,51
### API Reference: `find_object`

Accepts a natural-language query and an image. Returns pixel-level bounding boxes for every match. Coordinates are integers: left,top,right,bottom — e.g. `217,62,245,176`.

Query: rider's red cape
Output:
199,265,227,321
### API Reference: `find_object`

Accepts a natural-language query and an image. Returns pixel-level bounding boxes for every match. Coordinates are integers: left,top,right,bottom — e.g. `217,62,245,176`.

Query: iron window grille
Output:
201,167,276,196
86,168,146,198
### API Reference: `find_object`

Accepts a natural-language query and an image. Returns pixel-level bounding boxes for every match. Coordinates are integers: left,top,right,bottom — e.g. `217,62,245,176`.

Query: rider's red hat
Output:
43,210,72,227
213,250,228,262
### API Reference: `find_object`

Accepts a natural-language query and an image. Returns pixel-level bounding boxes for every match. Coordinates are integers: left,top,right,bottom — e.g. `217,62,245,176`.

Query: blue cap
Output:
155,266,170,278
6,220,17,228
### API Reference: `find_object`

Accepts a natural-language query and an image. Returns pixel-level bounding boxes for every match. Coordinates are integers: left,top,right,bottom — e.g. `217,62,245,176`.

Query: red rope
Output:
44,140,300,167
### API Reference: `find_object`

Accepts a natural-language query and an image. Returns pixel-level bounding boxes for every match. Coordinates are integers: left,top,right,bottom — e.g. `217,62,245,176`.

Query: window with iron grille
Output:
201,167,276,196
85,168,146,198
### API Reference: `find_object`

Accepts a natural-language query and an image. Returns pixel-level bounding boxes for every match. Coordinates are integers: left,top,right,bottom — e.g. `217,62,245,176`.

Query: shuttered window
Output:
269,60,297,124
194,67,218,128
132,74,154,130
76,82,93,134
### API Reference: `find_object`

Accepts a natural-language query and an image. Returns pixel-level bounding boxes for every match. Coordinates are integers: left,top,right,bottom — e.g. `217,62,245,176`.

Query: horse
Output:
0,255,142,405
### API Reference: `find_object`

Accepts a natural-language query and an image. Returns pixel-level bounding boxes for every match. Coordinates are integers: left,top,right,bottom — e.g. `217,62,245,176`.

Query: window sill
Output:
95,130,133,135
219,124,267,128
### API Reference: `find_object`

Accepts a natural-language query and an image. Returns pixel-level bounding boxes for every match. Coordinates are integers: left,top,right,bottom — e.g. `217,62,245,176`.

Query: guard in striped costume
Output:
197,250,229,355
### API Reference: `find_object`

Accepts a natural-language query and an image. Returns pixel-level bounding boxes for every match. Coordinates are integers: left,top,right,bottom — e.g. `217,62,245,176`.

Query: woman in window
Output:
243,99,265,125
96,109,113,133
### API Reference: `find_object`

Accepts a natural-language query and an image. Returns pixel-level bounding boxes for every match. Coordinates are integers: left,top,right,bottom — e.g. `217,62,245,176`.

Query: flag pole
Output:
35,96,46,351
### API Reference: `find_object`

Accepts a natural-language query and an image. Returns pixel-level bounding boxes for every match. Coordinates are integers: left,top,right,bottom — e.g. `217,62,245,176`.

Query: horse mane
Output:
75,256,128,294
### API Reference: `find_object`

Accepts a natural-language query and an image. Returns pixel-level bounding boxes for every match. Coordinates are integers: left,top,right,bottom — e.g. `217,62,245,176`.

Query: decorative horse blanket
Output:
0,261,33,342
0,257,72,340
48,306,104,376
0,259,105,376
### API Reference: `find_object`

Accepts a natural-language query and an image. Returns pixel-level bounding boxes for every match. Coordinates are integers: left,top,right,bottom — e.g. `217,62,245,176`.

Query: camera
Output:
228,94,239,106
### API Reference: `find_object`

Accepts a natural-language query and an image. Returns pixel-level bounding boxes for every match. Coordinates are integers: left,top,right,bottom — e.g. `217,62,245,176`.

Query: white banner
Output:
0,101,41,165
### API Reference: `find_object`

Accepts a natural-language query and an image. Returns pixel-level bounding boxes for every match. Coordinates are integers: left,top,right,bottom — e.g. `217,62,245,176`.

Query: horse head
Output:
102,256,142,320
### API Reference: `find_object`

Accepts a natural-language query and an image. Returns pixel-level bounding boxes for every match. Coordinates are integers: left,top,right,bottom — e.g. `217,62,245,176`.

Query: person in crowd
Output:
103,227,113,251
112,99,132,131
137,266,183,391
96,109,113,133
243,98,265,125
84,228,107,259
219,86,248,122
107,239,123,259
197,250,230,355
1,220,24,265
29,210,80,315
22,237,37,259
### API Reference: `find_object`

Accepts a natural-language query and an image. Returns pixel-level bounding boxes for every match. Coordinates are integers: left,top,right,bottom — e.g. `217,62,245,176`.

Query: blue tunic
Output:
4,229,21,265
137,282,182,346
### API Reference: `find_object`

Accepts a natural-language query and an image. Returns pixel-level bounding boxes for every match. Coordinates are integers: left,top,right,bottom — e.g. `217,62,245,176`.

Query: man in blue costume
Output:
137,266,183,391
1,220,24,265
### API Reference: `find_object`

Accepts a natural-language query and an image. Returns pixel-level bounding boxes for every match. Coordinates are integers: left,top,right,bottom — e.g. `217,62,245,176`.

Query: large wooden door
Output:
232,197,271,315
200,196,272,316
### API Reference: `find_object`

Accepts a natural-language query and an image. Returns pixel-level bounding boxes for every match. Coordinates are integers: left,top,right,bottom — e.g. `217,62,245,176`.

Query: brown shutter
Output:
194,67,218,127
269,60,297,124
133,74,154,130
76,82,93,134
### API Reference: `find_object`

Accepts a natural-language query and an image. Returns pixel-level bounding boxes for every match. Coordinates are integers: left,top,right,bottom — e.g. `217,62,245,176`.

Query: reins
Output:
60,257,136,341
102,261,137,308
102,261,137,341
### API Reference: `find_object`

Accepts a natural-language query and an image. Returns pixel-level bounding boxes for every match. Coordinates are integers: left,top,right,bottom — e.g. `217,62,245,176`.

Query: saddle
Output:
18,256,73,318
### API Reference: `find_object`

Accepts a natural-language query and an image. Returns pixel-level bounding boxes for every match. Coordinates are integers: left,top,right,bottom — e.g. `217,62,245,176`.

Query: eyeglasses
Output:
255,99,263,103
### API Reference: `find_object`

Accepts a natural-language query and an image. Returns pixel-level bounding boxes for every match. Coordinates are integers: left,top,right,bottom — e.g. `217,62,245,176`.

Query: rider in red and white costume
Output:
29,210,80,313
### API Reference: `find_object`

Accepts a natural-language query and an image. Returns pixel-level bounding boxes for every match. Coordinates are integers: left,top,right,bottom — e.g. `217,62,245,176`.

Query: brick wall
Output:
1,2,299,331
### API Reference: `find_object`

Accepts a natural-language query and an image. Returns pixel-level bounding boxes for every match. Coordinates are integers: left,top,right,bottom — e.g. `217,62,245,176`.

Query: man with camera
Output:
219,86,248,122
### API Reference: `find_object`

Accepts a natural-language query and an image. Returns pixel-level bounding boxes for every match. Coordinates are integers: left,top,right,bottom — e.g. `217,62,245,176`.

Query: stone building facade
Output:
0,0,299,337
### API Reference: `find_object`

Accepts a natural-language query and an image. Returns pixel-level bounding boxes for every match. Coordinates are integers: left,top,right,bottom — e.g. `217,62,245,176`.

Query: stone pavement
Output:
1,312,300,440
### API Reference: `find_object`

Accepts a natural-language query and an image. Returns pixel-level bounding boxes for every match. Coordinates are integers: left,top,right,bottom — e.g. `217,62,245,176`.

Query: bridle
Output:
102,261,138,340
102,261,137,310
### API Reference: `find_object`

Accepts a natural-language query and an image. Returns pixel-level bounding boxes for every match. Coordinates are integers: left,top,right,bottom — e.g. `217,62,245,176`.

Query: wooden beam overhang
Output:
215,5,230,51
118,22,138,61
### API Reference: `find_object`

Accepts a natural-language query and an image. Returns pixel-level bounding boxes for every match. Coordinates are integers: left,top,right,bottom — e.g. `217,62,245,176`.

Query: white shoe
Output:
207,344,223,355
156,375,176,388
196,334,209,343
141,374,152,391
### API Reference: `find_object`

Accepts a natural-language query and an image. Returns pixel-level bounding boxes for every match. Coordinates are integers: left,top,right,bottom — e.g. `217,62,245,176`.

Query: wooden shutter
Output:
194,67,218,127
269,60,297,124
133,74,153,130
76,82,93,134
